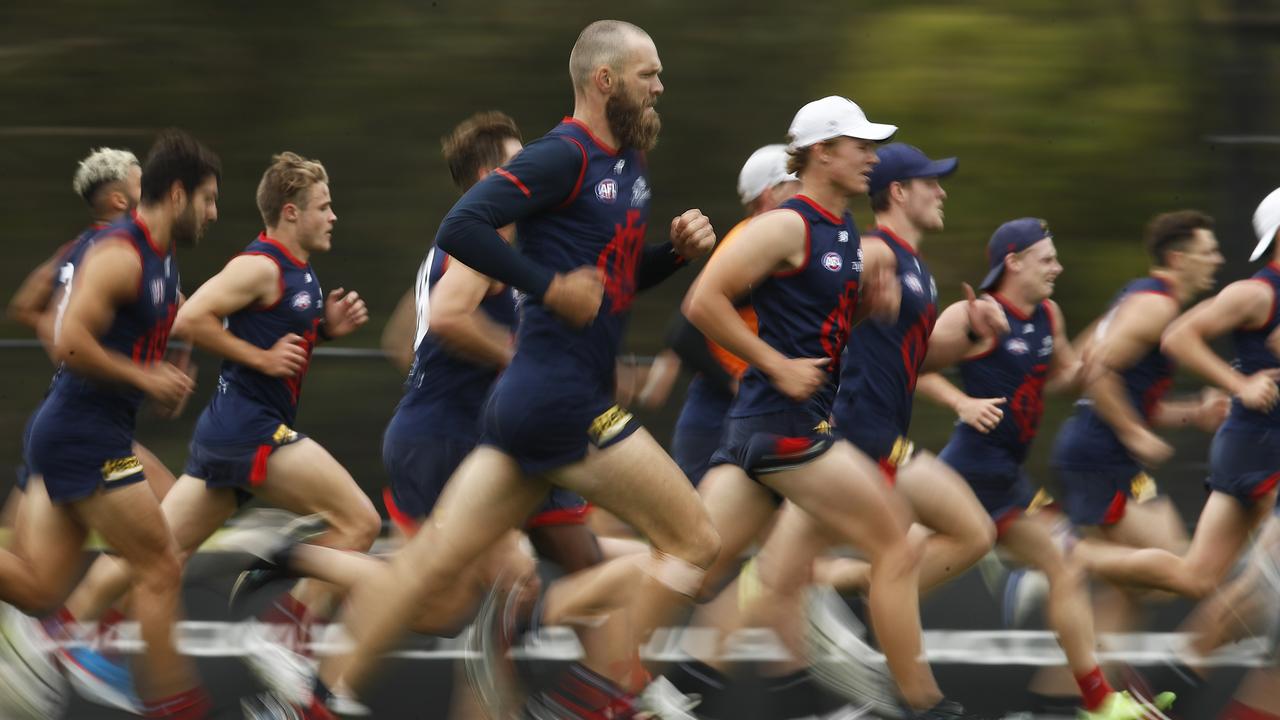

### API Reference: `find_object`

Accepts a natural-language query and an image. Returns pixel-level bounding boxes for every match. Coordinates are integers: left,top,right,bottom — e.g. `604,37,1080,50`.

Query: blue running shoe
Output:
57,645,141,713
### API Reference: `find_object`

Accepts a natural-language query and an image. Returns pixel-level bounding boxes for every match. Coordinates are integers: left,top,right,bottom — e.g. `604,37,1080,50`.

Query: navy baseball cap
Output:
979,217,1053,291
868,143,958,196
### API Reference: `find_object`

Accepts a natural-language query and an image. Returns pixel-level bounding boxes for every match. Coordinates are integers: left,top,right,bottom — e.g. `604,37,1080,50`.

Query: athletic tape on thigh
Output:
645,550,705,598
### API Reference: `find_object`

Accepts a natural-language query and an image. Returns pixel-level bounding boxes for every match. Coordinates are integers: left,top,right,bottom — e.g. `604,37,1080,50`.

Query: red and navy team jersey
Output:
730,195,861,419
51,222,108,284
214,234,324,426
395,246,516,432
1225,262,1280,431
47,210,179,420
942,295,1055,475
1056,276,1175,469
492,118,652,392
833,226,937,436
46,221,110,320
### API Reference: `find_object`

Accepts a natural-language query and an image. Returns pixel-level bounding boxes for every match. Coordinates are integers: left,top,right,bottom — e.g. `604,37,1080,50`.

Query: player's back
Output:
396,245,516,433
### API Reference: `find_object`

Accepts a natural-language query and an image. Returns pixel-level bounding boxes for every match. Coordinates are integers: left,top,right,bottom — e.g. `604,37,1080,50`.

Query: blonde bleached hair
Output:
568,20,647,94
72,147,139,204
256,151,329,228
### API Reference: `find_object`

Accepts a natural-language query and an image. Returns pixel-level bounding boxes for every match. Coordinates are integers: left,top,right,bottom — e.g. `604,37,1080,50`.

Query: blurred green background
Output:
1,1,1277,518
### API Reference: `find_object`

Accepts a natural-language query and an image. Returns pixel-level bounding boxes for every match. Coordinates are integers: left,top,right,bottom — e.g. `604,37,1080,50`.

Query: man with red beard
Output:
308,19,720,719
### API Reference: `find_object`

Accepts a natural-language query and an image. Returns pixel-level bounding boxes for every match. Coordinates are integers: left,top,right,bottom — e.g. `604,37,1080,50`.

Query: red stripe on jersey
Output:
877,457,898,486
793,194,843,225
257,233,308,268
526,505,590,529
556,137,589,209
249,444,273,486
1100,491,1127,525
1250,472,1280,500
382,487,421,536
131,209,165,259
562,116,618,156
773,436,816,456
993,508,1024,539
495,168,531,198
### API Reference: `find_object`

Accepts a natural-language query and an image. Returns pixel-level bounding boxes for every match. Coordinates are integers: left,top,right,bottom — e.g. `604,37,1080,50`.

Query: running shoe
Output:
804,585,901,719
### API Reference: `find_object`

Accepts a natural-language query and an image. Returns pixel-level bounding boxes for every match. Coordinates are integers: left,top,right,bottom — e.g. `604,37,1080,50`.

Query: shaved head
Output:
569,20,649,94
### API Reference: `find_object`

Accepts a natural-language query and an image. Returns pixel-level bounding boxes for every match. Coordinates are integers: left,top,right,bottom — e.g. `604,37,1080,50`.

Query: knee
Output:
330,503,382,552
965,518,998,560
1184,573,1217,600
134,548,184,597
654,513,721,573
682,521,722,572
879,533,924,577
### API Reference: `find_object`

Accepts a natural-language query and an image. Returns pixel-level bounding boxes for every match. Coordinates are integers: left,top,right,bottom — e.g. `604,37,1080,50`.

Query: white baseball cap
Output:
737,144,797,205
1251,187,1280,262
787,96,897,152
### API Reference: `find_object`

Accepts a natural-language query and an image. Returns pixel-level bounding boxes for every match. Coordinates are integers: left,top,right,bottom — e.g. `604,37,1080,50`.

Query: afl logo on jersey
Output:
1006,337,1030,355
595,178,618,204
291,291,313,311
822,252,843,272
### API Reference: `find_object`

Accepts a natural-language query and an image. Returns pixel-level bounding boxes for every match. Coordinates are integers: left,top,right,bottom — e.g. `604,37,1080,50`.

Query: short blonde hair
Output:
72,147,138,204
256,152,329,228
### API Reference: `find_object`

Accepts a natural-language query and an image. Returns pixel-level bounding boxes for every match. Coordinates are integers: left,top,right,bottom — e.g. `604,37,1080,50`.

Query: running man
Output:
666,144,798,488
4,147,196,712
5,147,178,586
2,128,220,720
59,151,378,719
820,142,997,597
922,217,1171,718
686,96,963,716
1048,210,1223,652
1073,189,1280,600
311,20,720,718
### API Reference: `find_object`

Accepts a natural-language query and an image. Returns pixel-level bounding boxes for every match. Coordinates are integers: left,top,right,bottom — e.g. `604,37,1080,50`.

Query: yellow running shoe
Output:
1078,690,1176,719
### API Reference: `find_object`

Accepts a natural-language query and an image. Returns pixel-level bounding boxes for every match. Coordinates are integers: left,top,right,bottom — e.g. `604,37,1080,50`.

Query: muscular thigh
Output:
15,478,88,601
404,446,550,580
1103,496,1188,553
696,463,779,586
73,480,179,566
897,450,992,536
157,475,239,556
550,427,707,554
764,440,912,557
255,438,375,522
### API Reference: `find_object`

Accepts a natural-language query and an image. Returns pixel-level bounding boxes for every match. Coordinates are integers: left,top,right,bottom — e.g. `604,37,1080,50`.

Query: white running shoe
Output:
0,603,70,720
636,676,701,719
804,586,902,719
244,620,317,706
